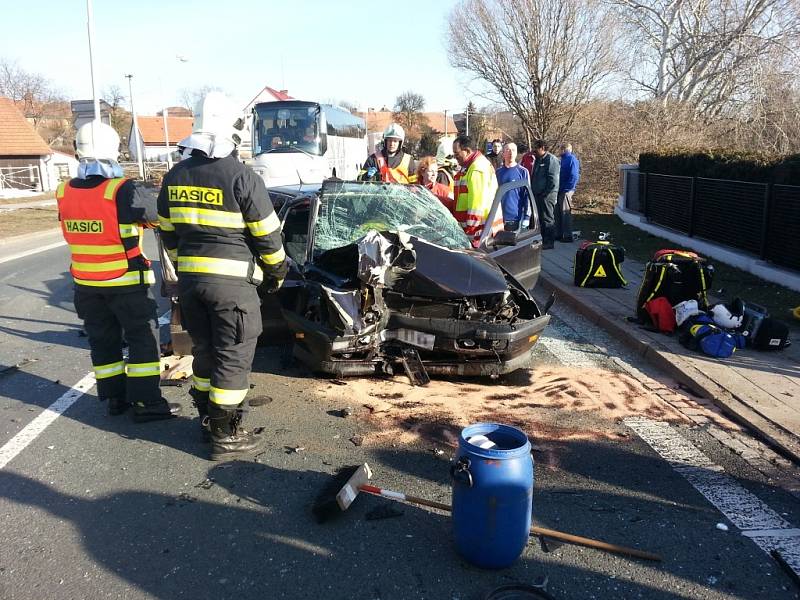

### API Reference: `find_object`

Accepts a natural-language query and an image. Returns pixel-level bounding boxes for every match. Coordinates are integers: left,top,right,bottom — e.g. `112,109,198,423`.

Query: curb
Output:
539,272,800,465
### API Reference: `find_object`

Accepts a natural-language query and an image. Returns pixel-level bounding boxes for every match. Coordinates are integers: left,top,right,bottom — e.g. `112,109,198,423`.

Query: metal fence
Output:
118,161,170,182
0,166,42,191
628,171,800,272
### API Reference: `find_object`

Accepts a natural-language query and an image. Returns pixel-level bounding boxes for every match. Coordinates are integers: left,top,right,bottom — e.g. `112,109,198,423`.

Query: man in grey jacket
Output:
531,140,560,249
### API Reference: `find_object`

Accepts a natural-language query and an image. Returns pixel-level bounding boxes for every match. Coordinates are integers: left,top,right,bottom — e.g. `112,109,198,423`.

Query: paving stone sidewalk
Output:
537,239,800,464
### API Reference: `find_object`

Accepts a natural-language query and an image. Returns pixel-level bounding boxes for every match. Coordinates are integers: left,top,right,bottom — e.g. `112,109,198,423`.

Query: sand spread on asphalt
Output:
315,365,695,451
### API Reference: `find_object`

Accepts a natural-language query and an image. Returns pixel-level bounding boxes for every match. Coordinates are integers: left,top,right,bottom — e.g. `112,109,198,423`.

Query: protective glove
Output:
262,277,284,294
366,167,378,178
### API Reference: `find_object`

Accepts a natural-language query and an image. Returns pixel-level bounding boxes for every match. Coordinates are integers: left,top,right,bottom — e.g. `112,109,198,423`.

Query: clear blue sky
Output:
0,0,476,116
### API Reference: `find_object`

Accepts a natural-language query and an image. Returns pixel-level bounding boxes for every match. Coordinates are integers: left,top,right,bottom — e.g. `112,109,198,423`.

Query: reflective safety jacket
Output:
157,153,288,286
359,151,417,183
57,177,155,289
452,151,501,243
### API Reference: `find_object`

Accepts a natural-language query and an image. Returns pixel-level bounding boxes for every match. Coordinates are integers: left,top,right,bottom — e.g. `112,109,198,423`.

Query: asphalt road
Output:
1,230,799,600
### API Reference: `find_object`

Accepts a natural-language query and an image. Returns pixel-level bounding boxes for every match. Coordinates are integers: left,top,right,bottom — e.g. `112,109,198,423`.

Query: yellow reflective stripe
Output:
72,259,129,272
246,212,281,237
167,248,178,262
56,182,66,199
193,376,211,392
579,248,597,287
210,386,248,406
126,362,162,377
119,223,140,238
178,256,252,278
170,207,245,228
260,246,286,266
103,178,126,200
94,360,125,379
158,213,175,231
69,244,125,255
74,270,155,287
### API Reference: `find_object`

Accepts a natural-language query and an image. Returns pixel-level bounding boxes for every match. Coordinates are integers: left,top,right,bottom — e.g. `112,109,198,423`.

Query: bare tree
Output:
0,58,63,123
179,84,223,110
447,0,617,143
102,85,133,145
609,0,800,122
392,91,427,132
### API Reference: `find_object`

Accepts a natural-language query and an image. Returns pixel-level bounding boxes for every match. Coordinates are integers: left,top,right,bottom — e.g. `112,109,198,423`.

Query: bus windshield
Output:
253,104,321,156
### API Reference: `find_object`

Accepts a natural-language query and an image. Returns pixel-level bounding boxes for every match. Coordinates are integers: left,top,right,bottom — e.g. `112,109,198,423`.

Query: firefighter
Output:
358,123,417,183
157,92,288,461
56,121,180,422
451,134,501,246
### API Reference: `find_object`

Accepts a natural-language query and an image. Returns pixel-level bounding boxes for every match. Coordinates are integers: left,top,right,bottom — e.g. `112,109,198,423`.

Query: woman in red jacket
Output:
416,156,454,211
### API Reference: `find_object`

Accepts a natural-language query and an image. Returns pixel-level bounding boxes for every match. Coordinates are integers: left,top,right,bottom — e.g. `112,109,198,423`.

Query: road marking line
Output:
625,417,800,578
0,240,66,265
0,310,172,471
0,372,95,470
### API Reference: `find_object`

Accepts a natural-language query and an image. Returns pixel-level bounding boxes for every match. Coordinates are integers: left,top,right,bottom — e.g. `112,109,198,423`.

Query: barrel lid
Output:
482,583,555,599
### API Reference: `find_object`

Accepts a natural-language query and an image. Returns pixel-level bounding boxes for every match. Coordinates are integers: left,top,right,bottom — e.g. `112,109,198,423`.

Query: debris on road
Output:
194,478,215,490
0,358,38,378
365,505,404,521
248,396,273,407
716,522,729,531
284,445,305,454
349,435,364,447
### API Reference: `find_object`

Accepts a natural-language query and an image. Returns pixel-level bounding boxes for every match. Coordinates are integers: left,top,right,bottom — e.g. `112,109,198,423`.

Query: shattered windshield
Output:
313,183,470,254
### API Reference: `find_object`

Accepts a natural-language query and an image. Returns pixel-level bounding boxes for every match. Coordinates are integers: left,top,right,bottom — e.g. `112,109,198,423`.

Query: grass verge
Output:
0,207,60,239
573,211,800,328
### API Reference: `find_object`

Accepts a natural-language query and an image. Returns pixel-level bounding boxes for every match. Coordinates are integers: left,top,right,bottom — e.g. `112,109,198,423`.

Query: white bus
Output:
247,101,366,186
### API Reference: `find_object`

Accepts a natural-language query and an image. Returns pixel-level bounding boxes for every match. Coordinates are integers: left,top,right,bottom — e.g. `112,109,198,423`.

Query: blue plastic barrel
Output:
451,422,533,569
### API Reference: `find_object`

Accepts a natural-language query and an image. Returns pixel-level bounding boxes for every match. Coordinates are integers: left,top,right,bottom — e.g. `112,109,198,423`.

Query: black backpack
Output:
636,249,713,323
752,317,791,350
574,241,627,288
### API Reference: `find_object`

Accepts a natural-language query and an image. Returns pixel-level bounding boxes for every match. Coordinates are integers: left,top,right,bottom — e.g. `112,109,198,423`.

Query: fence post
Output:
760,183,772,260
642,172,648,221
687,176,696,237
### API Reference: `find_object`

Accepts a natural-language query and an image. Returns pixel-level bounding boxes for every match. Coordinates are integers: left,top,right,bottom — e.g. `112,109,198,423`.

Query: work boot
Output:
189,388,211,442
107,397,131,416
132,398,181,423
208,404,261,461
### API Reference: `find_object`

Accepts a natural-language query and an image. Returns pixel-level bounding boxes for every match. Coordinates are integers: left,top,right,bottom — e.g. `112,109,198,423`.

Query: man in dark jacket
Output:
556,143,580,242
158,92,288,461
530,140,560,249
358,123,417,183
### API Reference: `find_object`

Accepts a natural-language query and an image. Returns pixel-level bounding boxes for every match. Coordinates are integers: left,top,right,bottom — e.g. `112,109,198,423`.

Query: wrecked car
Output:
259,180,552,380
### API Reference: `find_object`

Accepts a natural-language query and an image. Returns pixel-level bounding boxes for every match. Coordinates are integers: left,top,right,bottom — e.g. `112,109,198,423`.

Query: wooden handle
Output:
531,526,662,562
361,486,661,562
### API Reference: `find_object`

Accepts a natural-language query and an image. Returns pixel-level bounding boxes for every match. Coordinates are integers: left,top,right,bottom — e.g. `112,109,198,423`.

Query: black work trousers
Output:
534,192,557,244
178,279,262,409
74,286,162,405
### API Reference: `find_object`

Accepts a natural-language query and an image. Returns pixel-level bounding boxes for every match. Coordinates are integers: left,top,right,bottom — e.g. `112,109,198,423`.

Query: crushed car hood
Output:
356,231,510,299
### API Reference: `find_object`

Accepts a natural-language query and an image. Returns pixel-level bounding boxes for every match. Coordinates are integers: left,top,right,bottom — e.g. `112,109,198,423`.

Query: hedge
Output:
638,151,800,185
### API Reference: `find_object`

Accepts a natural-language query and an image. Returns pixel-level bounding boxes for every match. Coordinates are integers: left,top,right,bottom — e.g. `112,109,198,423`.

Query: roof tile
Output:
0,96,52,156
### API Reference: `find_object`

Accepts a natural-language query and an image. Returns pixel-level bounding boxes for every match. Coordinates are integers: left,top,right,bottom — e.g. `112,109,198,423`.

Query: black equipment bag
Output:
573,241,627,288
752,317,791,350
636,249,714,323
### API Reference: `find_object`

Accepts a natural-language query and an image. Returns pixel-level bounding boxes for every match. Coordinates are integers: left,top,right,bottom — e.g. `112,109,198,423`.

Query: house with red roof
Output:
128,115,194,162
0,96,56,193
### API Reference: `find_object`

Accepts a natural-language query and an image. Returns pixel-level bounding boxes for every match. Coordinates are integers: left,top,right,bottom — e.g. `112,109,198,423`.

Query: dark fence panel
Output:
645,174,692,234
694,178,765,256
765,185,800,270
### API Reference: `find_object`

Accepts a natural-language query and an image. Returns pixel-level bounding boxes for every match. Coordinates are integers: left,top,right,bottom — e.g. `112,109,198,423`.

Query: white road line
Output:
0,309,172,471
625,417,800,577
0,372,95,470
0,241,66,265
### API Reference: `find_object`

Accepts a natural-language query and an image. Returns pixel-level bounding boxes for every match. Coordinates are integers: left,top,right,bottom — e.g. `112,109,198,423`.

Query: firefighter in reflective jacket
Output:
358,123,417,183
451,134,502,246
158,92,288,461
57,122,180,422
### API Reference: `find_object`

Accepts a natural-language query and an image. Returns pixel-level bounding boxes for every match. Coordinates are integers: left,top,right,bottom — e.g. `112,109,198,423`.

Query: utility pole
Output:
125,74,144,179
162,106,172,169
444,109,448,136
465,105,470,138
86,0,100,147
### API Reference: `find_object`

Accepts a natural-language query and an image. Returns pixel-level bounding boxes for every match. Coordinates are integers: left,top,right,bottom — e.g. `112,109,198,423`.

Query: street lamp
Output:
125,74,144,179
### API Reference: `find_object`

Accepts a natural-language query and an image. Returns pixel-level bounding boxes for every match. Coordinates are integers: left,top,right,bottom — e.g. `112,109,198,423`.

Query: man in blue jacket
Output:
496,142,531,231
557,143,580,243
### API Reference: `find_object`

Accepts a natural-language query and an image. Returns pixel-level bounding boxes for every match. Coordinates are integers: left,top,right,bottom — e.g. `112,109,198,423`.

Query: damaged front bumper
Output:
285,309,551,378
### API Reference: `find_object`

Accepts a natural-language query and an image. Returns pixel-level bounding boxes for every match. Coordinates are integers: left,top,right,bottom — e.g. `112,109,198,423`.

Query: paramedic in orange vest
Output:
451,134,502,246
56,122,180,422
358,123,417,183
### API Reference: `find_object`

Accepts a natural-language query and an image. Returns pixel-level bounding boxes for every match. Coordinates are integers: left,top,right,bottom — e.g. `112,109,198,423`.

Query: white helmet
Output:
436,137,454,163
674,299,701,327
75,121,120,161
710,301,744,330
383,123,405,142
180,91,244,158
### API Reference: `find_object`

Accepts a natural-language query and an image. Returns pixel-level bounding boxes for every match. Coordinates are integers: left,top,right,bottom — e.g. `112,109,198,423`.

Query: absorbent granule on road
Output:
315,365,693,453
